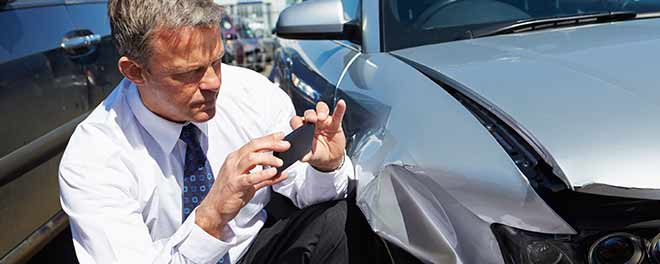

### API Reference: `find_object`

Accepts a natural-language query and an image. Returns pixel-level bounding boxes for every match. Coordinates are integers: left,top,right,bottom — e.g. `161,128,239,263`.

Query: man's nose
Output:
199,65,221,91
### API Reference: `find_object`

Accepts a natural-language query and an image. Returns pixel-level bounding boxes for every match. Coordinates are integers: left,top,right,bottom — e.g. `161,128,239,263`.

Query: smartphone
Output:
273,123,315,173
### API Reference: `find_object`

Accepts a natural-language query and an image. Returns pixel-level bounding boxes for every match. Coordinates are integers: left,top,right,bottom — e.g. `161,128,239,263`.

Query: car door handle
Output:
285,57,293,67
60,34,101,51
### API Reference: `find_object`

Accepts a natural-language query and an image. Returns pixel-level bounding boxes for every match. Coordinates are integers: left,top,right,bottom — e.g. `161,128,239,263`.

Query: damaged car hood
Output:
393,18,660,198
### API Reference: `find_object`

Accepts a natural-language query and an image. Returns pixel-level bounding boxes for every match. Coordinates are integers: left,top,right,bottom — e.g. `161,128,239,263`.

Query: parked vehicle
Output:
0,0,121,262
247,20,276,62
220,13,266,72
272,0,660,263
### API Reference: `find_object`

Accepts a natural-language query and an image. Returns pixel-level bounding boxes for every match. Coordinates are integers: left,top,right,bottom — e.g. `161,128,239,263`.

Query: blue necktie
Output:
180,124,229,263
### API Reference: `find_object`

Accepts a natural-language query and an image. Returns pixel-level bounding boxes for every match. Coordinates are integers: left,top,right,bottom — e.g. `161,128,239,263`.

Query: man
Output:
58,0,353,263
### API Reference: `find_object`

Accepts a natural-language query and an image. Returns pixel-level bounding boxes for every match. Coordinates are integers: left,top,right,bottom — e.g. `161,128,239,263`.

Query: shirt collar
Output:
125,79,209,154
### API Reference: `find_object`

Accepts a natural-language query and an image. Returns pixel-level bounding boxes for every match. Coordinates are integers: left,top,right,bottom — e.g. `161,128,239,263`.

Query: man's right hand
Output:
195,132,291,238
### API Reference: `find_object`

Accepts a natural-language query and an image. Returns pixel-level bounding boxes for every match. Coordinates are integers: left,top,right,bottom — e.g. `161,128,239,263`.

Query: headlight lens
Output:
527,241,565,264
588,233,645,264
493,224,575,264
492,224,660,264
648,233,660,263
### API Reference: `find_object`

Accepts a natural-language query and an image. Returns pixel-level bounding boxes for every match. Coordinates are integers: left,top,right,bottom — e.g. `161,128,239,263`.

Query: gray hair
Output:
108,0,223,65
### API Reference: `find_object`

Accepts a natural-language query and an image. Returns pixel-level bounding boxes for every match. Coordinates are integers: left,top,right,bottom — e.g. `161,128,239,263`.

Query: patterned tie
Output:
180,124,229,263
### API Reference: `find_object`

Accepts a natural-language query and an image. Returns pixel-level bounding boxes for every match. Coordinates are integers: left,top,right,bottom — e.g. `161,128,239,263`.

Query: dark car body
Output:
0,0,121,262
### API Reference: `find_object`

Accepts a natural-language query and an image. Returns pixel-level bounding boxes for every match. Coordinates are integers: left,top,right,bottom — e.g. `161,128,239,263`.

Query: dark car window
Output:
382,0,660,51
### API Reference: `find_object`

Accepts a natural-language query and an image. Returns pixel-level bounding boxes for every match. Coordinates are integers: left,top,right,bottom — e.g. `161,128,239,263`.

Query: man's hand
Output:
290,100,347,172
195,133,291,238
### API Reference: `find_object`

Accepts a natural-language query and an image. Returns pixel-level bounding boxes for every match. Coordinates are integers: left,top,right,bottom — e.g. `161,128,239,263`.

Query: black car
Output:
0,0,121,262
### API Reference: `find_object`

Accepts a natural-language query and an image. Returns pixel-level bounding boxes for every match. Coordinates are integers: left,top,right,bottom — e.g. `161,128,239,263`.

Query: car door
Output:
0,1,94,261
65,0,122,106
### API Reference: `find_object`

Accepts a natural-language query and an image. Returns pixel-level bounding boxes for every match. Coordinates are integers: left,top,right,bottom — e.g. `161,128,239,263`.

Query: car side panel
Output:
0,4,88,259
65,2,123,106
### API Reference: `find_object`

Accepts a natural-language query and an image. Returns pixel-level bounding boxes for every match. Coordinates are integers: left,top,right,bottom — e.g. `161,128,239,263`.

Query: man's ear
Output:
118,56,146,85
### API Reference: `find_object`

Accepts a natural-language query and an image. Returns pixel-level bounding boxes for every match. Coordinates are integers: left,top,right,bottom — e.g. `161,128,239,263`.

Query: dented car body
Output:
271,0,660,263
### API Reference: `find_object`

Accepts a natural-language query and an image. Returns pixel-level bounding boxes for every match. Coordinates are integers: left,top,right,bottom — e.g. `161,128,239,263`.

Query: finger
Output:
240,132,290,154
301,151,312,162
329,99,347,131
303,109,318,124
237,152,284,173
244,167,278,187
316,102,330,122
245,167,277,186
254,172,289,190
290,115,304,130
314,111,333,131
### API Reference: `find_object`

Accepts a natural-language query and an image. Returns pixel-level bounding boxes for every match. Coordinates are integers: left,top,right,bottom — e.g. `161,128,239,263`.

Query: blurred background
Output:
214,0,301,76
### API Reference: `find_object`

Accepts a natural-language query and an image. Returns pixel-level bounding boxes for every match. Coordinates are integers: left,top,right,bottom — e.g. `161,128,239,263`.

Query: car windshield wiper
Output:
467,11,637,39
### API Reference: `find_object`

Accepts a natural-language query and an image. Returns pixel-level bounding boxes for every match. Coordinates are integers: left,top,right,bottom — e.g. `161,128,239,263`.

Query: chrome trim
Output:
0,210,69,264
60,34,101,50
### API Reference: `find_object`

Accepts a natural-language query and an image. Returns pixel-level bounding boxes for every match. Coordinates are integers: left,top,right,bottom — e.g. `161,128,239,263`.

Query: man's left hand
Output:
289,100,347,172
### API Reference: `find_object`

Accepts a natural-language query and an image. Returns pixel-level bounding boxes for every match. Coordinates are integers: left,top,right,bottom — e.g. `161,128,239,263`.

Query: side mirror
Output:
274,0,359,42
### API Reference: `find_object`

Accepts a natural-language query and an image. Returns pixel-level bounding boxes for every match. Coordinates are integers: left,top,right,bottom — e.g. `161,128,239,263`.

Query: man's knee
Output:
317,199,347,234
304,199,348,251
295,199,348,242
307,200,348,262
307,199,347,224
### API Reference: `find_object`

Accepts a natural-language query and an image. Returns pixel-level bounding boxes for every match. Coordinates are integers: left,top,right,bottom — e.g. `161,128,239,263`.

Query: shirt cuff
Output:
178,208,238,264
306,153,354,198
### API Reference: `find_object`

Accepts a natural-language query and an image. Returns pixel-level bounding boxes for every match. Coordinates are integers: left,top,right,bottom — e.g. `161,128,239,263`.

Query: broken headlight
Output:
493,224,660,264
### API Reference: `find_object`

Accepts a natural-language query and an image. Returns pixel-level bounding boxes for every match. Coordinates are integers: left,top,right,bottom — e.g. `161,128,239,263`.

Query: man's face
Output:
139,26,224,123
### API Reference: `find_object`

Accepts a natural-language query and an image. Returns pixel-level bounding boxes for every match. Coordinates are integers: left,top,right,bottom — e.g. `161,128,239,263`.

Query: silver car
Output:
270,0,660,263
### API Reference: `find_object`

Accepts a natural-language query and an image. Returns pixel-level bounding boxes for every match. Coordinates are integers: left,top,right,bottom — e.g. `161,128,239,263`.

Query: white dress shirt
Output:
58,64,353,264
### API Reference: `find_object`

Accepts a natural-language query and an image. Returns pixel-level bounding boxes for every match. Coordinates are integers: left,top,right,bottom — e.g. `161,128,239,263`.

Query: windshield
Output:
382,0,660,51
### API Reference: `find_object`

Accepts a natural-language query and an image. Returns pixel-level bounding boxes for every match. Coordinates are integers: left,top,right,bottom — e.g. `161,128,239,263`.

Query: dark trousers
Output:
237,199,349,264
